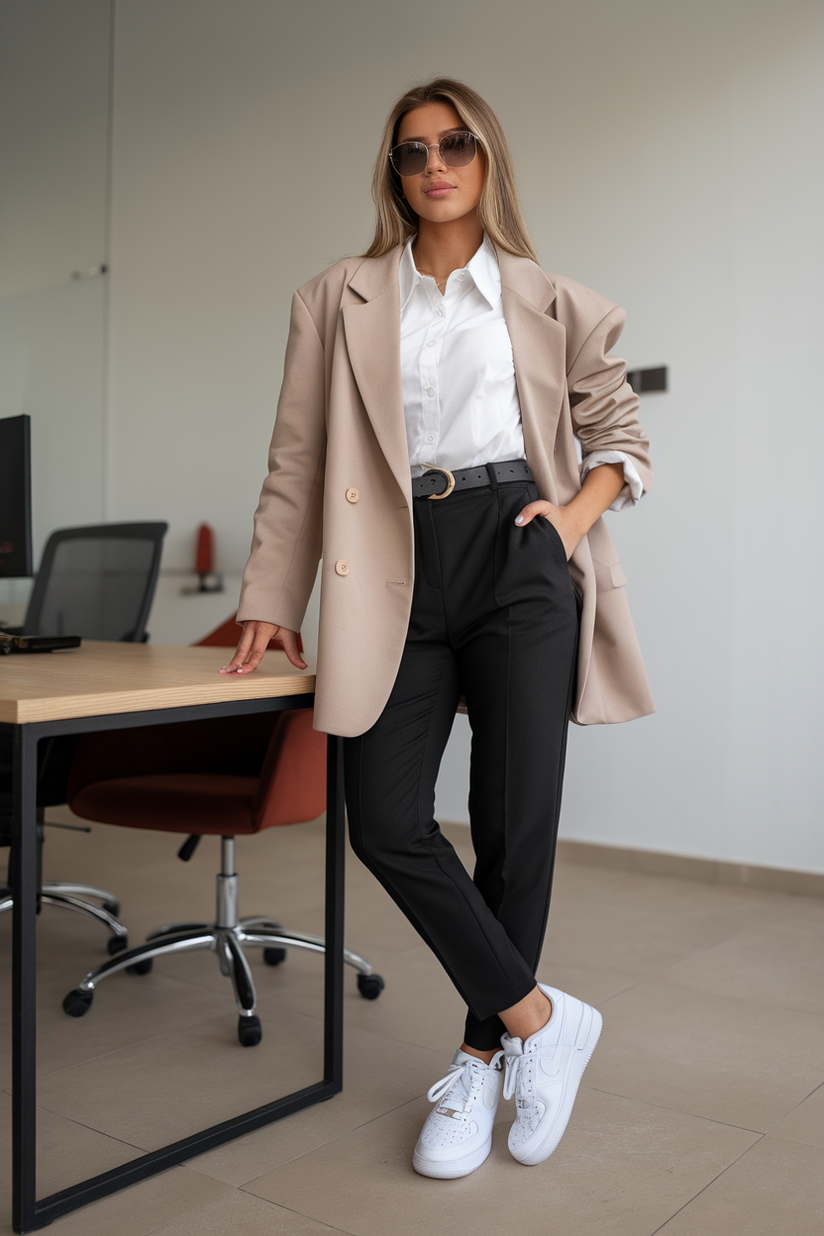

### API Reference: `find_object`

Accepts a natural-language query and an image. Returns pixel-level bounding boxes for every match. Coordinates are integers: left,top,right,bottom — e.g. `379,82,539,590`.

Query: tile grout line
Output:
646,1133,768,1235
586,1086,768,1134
233,1094,427,1187
594,958,824,1020
761,1078,824,1137
134,1187,352,1236
30,1099,150,1153
232,1195,358,1236
563,928,757,1010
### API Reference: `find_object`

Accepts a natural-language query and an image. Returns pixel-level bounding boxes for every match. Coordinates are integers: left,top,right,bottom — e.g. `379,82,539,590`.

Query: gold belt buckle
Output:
422,464,456,500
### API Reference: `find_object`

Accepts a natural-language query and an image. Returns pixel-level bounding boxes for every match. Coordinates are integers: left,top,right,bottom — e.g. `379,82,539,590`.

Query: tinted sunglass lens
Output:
440,132,476,166
391,142,428,176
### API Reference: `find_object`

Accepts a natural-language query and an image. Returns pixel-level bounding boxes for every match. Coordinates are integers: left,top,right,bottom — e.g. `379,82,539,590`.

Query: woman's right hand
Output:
218,620,307,675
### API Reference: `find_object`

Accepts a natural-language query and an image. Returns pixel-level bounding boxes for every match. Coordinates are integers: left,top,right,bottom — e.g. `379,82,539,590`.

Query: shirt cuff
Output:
580,450,644,511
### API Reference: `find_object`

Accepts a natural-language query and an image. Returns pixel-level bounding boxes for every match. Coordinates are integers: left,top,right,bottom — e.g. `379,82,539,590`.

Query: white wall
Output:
0,0,111,595
77,0,824,871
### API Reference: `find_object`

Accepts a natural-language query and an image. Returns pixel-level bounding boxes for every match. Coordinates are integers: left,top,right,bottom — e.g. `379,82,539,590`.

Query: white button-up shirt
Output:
399,235,642,510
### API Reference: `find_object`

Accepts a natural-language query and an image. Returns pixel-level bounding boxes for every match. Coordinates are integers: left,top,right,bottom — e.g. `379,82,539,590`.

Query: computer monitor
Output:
0,414,33,578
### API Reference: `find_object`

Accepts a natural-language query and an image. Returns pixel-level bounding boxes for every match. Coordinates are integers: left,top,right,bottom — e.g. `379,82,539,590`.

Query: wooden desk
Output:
1,642,344,1235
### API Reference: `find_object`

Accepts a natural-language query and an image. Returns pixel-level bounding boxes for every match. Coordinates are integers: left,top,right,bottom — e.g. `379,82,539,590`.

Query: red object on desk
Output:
195,523,213,574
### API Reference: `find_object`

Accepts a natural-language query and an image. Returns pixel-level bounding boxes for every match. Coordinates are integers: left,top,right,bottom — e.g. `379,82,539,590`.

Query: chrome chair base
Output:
1,814,129,954
0,882,129,954
62,836,384,1045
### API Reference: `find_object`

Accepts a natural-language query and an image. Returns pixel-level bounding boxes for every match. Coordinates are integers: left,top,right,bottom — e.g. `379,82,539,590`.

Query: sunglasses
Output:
389,130,480,178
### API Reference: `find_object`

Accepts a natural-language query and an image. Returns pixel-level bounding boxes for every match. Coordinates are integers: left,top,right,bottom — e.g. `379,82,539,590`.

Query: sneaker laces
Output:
503,1040,546,1103
427,1064,471,1110
502,1050,522,1102
427,1052,503,1113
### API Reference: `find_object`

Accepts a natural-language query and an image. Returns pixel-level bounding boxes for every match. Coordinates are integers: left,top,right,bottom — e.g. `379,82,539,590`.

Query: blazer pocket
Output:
593,562,628,592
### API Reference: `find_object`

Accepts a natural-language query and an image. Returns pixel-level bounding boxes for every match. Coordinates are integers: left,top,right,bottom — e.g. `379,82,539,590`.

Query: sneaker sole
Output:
510,1005,603,1167
412,1138,493,1179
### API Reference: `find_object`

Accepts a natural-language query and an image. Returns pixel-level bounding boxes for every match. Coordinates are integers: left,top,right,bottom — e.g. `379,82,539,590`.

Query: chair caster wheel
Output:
63,989,93,1017
263,947,287,967
357,973,385,1000
238,1014,262,1047
102,899,121,917
107,935,128,955
126,958,153,975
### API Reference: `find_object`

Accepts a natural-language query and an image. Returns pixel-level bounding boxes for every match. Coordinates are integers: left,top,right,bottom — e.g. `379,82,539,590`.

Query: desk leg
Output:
324,735,344,1090
11,725,39,1234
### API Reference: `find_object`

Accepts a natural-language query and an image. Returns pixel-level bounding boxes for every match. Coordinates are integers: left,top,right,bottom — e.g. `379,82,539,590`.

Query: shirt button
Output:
436,306,445,317
335,559,350,576
345,487,359,503
427,340,435,348
426,435,435,443
425,387,435,397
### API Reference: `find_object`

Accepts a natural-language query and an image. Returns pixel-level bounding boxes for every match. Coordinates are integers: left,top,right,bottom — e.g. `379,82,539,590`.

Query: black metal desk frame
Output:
4,694,344,1233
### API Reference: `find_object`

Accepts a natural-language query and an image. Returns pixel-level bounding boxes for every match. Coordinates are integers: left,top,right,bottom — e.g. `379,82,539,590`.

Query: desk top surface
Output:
0,641,316,724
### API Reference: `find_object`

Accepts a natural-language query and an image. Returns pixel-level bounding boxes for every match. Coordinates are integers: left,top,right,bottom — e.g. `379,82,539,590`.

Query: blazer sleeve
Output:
236,290,327,631
559,283,653,496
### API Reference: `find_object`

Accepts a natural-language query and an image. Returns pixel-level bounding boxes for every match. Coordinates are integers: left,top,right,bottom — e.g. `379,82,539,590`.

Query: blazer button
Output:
335,559,350,576
345,487,359,503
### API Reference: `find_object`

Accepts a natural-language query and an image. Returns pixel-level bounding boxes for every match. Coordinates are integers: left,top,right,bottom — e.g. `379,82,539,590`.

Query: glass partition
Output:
0,0,112,620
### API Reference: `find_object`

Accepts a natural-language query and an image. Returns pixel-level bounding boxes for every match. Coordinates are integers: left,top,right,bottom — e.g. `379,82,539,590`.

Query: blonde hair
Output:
365,77,538,263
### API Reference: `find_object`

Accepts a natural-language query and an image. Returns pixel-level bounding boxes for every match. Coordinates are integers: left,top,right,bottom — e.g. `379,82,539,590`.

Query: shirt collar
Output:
398,233,501,311
398,239,419,312
465,234,501,308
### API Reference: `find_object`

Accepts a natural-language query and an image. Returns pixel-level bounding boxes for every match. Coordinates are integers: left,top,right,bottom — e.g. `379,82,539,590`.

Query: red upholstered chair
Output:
60,615,383,1046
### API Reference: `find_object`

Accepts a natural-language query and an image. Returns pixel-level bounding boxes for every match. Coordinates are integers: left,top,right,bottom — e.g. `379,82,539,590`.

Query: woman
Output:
222,78,653,1179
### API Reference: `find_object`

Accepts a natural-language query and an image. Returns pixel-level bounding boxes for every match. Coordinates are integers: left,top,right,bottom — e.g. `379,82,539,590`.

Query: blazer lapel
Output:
342,247,411,501
340,243,568,504
497,247,568,501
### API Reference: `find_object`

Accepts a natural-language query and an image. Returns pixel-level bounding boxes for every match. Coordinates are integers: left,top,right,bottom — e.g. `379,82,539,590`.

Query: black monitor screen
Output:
0,414,33,578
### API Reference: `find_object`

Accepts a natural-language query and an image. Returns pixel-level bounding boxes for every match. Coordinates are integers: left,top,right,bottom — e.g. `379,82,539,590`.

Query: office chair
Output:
60,615,384,1047
0,522,168,951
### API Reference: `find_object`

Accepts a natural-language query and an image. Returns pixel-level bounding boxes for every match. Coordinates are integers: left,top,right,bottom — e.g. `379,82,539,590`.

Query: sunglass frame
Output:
388,131,480,178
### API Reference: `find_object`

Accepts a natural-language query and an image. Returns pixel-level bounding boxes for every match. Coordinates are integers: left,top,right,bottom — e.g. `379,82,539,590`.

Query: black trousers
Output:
344,478,580,1050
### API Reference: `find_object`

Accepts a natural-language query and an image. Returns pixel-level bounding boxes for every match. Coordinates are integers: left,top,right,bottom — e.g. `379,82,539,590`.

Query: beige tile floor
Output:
1,809,823,1235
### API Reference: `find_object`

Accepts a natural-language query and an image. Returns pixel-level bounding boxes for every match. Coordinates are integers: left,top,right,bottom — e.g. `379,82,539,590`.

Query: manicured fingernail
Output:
514,515,524,525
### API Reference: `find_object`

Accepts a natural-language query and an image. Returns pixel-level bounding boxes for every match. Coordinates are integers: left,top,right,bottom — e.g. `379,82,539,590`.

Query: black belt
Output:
412,459,534,500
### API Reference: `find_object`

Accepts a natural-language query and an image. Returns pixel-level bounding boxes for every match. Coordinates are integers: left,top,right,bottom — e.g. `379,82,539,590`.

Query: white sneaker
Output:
413,1049,504,1179
501,984,602,1166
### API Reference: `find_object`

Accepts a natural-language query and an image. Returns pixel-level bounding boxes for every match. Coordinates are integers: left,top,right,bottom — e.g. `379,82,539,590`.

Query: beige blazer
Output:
238,243,655,737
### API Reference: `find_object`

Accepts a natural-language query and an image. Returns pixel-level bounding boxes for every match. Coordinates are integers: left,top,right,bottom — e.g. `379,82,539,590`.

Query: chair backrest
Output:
252,708,327,829
24,522,167,642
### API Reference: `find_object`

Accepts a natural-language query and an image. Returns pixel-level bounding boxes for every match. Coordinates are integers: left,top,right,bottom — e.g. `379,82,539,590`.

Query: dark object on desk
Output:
61,614,383,1048
0,521,168,954
0,413,33,579
0,633,82,654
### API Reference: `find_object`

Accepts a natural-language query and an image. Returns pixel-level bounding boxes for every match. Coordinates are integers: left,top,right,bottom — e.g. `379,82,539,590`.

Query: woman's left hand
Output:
514,464,625,560
514,500,583,561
